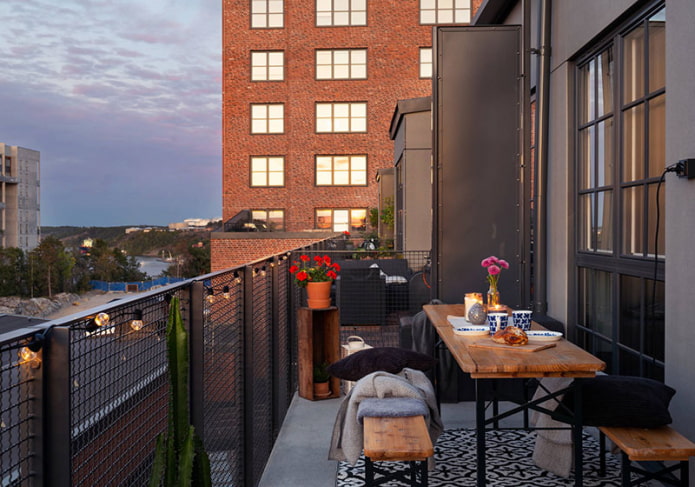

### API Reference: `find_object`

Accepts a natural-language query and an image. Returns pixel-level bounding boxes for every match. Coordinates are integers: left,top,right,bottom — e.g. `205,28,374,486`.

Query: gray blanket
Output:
328,368,443,467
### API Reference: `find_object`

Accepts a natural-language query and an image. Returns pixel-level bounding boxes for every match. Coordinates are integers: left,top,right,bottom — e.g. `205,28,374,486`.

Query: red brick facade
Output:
216,0,480,269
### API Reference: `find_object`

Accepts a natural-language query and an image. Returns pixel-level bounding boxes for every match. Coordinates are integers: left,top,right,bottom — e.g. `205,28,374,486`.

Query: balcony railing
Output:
0,240,431,486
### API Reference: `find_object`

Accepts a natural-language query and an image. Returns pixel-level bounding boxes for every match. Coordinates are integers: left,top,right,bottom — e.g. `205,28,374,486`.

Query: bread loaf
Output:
491,326,528,346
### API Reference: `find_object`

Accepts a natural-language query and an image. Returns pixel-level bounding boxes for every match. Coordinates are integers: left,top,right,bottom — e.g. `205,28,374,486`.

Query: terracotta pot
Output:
306,281,332,308
313,381,330,397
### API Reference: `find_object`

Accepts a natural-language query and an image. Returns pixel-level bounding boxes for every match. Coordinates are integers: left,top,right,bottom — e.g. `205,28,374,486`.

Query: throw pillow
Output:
558,375,675,428
326,347,436,381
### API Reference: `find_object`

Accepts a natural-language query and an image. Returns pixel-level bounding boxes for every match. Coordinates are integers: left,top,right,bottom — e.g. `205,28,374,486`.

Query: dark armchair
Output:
336,266,386,325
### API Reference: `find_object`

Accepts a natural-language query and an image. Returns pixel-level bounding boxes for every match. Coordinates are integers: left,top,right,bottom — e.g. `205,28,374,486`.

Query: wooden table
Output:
424,304,606,487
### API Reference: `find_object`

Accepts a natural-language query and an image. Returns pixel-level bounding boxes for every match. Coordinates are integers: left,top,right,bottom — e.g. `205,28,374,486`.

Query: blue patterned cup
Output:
512,310,532,331
486,313,509,335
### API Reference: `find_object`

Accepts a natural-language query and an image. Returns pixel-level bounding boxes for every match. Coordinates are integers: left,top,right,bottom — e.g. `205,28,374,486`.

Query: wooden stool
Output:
599,425,695,486
363,415,433,487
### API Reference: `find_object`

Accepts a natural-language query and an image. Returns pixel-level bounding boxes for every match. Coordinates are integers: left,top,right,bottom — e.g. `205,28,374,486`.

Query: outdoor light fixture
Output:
233,272,242,285
130,309,144,331
86,312,110,332
18,346,38,365
18,333,45,367
222,286,230,299
206,286,215,304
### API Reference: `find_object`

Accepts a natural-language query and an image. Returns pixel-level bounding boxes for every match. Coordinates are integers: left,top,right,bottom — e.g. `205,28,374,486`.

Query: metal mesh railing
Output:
0,331,38,487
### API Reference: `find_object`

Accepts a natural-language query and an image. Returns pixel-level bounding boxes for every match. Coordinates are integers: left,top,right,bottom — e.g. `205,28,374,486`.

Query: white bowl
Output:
453,325,489,336
526,330,563,342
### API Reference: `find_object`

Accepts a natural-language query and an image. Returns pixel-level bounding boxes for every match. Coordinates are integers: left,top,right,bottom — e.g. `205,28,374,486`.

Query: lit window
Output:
316,155,367,185
316,102,367,133
252,209,285,230
419,47,432,78
251,51,284,81
316,49,367,80
316,0,367,26
251,0,284,28
251,104,284,134
250,156,285,186
420,0,470,25
315,208,367,232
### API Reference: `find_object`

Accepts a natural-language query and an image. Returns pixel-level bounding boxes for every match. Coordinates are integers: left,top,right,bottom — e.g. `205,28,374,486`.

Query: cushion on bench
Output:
327,347,436,382
560,375,675,428
357,398,429,422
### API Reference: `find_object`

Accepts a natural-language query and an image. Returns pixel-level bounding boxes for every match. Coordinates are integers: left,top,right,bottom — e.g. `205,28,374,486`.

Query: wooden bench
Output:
363,415,434,487
599,425,695,486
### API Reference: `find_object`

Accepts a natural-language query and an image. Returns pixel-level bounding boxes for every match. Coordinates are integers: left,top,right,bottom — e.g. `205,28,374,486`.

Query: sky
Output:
0,0,222,227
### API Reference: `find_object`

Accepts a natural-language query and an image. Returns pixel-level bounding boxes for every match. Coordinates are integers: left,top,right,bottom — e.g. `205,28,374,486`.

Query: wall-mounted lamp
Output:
130,309,144,331
222,286,230,299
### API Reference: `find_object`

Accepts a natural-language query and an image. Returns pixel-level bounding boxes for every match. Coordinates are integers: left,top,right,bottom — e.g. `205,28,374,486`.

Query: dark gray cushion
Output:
327,347,436,381
357,398,428,422
559,375,675,428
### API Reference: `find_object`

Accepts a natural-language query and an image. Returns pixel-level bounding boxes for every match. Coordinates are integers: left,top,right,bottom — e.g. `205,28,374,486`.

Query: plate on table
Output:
447,315,471,327
453,325,489,336
526,330,563,342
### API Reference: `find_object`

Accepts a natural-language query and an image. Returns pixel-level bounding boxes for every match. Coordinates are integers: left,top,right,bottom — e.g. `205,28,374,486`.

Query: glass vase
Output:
487,283,501,310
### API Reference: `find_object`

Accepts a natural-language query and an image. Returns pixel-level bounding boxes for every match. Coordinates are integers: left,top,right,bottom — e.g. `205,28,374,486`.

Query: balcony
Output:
0,242,661,486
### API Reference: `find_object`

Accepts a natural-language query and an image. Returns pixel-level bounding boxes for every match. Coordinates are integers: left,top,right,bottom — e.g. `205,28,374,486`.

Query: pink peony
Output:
487,265,501,276
498,259,509,269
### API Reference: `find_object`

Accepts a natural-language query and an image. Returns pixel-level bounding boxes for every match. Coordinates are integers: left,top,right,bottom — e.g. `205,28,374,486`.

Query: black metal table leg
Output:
572,381,584,487
475,378,486,487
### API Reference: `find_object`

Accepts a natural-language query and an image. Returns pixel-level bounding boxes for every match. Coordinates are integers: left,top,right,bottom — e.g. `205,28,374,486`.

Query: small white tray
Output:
526,330,563,342
447,315,470,327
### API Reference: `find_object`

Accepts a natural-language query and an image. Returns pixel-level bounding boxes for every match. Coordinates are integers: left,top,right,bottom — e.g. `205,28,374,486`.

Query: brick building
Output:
214,0,479,269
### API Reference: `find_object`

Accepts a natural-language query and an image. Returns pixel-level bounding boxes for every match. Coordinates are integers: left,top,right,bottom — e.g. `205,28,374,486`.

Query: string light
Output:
130,310,144,331
222,286,230,299
206,286,215,304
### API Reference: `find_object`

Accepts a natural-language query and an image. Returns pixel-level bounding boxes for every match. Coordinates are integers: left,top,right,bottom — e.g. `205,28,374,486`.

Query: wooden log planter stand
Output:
599,425,695,486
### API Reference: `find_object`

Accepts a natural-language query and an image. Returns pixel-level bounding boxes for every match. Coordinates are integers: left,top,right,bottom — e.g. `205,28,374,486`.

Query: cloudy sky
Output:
0,0,221,226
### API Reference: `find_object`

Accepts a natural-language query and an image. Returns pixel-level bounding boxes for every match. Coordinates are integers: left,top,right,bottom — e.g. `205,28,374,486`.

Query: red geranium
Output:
289,254,341,288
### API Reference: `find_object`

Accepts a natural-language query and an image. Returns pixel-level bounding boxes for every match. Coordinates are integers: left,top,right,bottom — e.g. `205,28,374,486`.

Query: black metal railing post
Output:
43,326,72,486
242,265,255,486
189,281,205,440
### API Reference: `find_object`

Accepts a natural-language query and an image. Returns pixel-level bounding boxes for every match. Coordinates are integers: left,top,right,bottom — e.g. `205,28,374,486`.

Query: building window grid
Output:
251,103,284,134
251,209,286,231
315,102,367,133
316,0,367,27
251,0,284,28
420,0,471,25
316,49,367,80
251,51,284,81
315,208,367,232
419,47,433,78
315,155,367,186
574,4,666,380
250,156,285,187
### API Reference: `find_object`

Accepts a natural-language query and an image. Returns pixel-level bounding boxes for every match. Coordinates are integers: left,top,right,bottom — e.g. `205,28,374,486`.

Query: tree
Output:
28,236,73,298
0,248,27,297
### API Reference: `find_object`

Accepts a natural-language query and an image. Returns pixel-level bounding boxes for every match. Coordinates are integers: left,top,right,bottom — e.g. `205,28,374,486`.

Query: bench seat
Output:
599,425,695,486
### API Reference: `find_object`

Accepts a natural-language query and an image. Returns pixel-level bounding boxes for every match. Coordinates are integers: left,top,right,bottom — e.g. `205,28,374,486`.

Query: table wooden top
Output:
423,304,606,378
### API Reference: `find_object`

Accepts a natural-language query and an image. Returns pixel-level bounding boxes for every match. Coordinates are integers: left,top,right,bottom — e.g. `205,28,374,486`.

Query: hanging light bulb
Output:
206,286,215,304
94,312,110,327
18,347,37,363
130,310,144,331
222,286,230,299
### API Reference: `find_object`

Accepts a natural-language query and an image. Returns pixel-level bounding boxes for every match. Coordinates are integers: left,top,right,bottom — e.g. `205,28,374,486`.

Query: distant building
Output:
0,143,40,252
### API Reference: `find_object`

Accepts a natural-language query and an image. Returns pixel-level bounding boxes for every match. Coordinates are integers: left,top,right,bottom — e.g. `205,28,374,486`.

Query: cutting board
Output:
467,339,557,352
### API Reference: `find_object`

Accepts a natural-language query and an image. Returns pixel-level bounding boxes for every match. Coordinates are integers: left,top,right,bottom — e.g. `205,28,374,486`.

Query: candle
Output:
464,293,483,320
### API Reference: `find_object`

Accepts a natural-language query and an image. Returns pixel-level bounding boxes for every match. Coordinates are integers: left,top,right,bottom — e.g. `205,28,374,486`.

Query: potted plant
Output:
313,361,331,397
289,254,341,308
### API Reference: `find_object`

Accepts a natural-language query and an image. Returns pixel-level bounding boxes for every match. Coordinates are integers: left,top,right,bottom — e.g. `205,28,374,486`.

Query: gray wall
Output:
664,0,695,443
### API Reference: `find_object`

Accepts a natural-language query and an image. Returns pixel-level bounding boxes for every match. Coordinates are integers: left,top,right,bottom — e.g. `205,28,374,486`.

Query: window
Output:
316,102,367,133
251,0,283,28
575,5,665,380
252,209,285,231
316,0,366,26
4,156,11,176
420,0,470,24
316,49,367,80
419,47,432,78
315,208,367,232
251,103,284,134
250,156,284,186
316,155,367,185
251,51,284,81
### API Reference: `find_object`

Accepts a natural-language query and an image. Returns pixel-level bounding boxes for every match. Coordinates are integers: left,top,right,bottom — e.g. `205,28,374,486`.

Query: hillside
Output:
42,225,216,257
